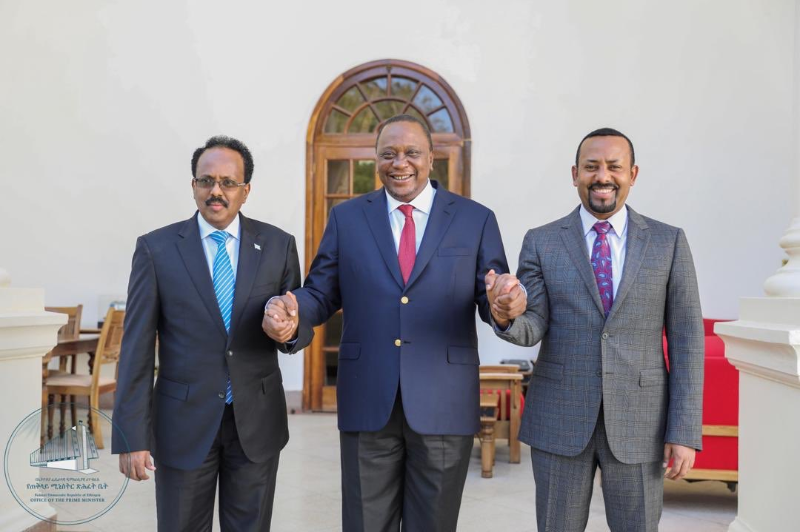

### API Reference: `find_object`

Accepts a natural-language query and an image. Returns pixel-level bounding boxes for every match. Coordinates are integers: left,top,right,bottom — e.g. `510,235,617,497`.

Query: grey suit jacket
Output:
497,206,703,464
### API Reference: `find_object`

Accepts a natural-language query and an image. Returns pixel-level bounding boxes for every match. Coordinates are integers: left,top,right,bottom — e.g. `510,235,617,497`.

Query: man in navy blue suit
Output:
113,136,311,531
265,115,524,531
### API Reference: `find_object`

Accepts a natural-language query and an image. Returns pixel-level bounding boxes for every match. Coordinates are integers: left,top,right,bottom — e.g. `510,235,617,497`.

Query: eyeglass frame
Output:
192,177,248,190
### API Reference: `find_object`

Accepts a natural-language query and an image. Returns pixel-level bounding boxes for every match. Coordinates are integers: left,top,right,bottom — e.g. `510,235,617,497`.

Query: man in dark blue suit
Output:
265,115,516,531
113,136,311,531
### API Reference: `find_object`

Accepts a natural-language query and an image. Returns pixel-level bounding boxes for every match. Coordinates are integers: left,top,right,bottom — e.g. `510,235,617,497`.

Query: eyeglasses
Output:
193,177,247,190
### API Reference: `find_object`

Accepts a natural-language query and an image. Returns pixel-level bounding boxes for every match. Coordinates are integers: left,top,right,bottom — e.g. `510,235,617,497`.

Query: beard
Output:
589,196,616,214
587,184,618,214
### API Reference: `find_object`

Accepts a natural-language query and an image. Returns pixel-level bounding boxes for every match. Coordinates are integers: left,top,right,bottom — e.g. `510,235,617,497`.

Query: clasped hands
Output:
262,291,299,343
485,269,526,329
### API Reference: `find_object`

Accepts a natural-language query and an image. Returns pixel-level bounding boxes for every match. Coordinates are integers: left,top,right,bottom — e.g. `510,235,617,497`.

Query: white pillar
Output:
764,0,800,297
0,270,65,531
717,6,800,532
716,300,800,532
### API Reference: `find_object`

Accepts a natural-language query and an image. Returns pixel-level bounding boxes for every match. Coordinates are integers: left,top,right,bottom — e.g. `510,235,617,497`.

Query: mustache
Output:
206,197,229,208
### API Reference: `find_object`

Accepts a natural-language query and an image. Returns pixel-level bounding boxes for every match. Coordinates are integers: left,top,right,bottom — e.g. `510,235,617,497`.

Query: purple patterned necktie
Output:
591,221,613,317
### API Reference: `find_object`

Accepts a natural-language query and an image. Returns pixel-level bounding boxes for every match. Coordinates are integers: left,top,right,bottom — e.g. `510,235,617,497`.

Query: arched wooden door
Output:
303,59,471,411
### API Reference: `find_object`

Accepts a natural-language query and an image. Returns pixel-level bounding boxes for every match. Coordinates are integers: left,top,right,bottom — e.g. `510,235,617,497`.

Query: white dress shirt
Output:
385,179,436,253
579,204,628,299
198,213,241,280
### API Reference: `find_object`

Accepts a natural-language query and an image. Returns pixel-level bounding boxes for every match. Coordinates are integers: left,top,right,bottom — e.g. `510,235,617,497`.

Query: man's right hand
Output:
119,450,156,481
262,291,300,343
485,269,526,328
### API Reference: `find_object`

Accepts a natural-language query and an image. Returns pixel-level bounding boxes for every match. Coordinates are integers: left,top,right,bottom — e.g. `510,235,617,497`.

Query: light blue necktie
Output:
210,230,235,404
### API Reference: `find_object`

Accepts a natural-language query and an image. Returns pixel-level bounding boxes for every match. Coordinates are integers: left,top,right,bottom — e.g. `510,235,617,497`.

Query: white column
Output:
764,0,800,296
716,300,800,532
0,271,65,531
717,6,800,532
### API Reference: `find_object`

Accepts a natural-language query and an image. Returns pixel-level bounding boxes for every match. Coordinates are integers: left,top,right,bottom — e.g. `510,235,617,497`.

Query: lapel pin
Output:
254,243,261,251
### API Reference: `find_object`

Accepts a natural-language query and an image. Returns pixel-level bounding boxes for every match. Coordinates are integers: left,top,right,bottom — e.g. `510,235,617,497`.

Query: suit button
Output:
401,296,409,304
218,392,225,399
227,350,234,357
394,339,402,347
596,371,602,377
602,332,609,340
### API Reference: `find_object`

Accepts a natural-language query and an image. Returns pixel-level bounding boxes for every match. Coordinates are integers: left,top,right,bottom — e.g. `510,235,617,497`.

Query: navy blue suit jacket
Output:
294,181,509,436
111,213,312,470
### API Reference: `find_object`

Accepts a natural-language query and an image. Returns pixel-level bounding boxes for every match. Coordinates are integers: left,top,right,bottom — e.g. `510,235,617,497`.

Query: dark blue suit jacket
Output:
112,213,312,470
295,182,509,435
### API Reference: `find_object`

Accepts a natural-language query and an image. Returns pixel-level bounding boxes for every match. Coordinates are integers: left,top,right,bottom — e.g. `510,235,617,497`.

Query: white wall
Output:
2,0,794,390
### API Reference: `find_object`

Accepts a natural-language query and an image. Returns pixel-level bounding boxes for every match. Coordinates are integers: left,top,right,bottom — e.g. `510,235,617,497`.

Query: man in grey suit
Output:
489,128,704,531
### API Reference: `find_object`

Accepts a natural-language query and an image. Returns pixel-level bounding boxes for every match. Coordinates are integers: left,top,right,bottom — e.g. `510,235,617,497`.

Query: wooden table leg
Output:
480,418,496,478
510,381,521,464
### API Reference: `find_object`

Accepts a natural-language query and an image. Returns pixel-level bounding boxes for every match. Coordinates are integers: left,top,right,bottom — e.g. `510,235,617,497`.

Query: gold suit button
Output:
401,296,409,304
394,339,402,347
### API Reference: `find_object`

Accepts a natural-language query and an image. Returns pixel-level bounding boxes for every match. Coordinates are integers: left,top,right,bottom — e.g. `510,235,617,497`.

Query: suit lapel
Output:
177,214,228,337
560,208,606,317
404,184,456,290
228,214,260,344
363,189,405,289
607,207,650,322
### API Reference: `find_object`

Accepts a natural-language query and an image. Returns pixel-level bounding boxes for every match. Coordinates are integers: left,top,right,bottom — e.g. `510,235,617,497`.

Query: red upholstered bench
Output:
663,319,738,489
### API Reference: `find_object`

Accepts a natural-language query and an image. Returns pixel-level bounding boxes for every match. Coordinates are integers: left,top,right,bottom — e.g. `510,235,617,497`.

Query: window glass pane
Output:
430,159,449,190
336,87,364,112
324,109,348,133
375,100,404,121
361,77,387,100
325,351,338,385
324,312,343,346
412,85,443,113
327,198,347,219
429,108,454,133
406,107,430,128
327,160,349,195
391,76,417,100
353,160,376,194
349,107,380,133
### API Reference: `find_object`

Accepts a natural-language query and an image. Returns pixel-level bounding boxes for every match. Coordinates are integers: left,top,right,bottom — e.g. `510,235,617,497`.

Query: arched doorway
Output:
303,59,471,411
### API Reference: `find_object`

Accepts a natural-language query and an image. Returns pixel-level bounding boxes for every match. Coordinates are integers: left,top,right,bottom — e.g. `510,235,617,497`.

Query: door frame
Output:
303,59,472,411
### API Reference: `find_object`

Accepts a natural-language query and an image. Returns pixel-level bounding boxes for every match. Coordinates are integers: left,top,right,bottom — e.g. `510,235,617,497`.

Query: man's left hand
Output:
663,443,696,480
485,270,526,326
262,291,299,343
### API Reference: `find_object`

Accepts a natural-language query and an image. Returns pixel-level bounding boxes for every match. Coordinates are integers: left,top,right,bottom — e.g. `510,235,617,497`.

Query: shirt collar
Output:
385,179,436,215
197,212,241,241
579,204,628,238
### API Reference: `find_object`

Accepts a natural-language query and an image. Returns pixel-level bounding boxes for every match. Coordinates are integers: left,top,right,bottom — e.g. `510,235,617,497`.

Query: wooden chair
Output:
44,308,124,449
478,371,523,477
42,305,83,442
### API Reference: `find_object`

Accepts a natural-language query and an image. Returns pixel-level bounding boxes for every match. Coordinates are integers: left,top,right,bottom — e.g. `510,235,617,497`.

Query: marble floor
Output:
55,412,737,531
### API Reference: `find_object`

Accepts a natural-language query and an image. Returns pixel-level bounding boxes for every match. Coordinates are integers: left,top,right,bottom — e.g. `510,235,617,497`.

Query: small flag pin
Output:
254,243,261,251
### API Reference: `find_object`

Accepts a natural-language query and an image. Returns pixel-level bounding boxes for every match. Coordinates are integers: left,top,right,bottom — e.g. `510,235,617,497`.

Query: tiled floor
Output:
55,412,737,531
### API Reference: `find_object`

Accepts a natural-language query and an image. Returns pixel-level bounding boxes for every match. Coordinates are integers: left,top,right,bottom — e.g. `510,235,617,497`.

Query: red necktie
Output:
398,204,416,284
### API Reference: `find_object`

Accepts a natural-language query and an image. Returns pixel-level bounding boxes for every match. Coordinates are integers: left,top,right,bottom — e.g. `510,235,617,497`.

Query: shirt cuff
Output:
493,320,513,333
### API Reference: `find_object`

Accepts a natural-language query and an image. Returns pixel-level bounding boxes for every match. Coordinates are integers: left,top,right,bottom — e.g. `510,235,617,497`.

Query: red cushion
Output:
663,318,738,472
